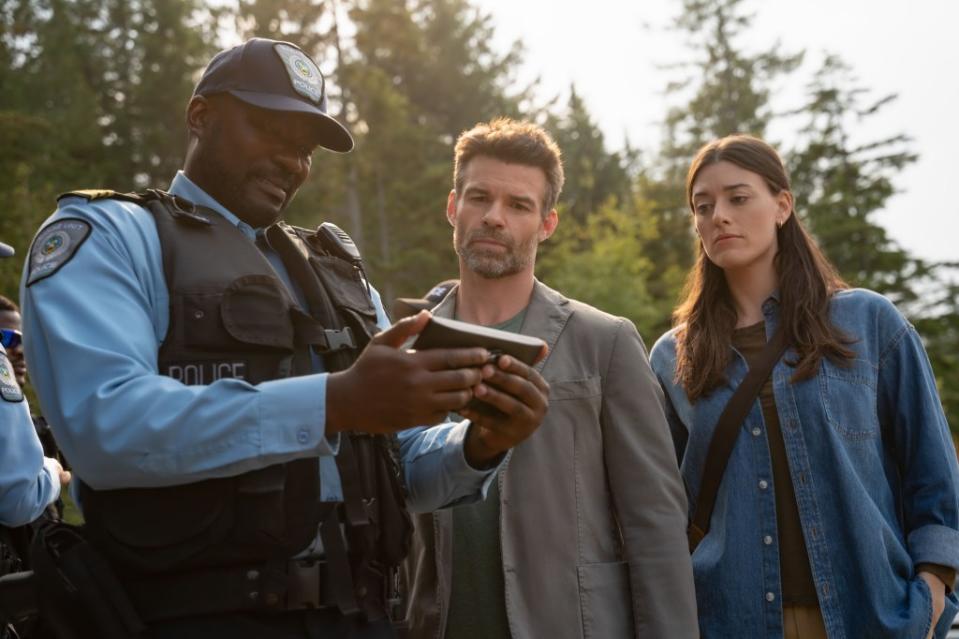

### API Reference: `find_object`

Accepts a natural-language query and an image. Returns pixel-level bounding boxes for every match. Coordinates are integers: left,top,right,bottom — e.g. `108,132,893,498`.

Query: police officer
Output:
1,240,68,638
21,39,548,638
0,241,65,531
0,293,64,493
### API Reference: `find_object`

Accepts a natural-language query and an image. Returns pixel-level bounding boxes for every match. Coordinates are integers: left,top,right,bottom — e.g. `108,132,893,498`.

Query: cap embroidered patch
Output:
274,43,324,104
27,218,92,286
0,350,23,402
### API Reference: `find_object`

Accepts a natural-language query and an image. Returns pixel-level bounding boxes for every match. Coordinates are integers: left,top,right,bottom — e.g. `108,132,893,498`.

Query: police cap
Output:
393,279,459,320
194,38,354,153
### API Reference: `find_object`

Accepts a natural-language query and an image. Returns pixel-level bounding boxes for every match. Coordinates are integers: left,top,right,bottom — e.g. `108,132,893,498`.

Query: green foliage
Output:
786,54,924,304
662,0,802,163
292,0,529,303
637,0,805,329
780,53,959,428
0,0,954,433
538,196,665,341
0,0,212,299
913,272,959,432
545,88,634,224
640,0,959,430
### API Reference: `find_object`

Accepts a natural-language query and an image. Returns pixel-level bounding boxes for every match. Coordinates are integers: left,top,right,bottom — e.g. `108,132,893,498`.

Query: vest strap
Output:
291,311,356,353
319,508,360,616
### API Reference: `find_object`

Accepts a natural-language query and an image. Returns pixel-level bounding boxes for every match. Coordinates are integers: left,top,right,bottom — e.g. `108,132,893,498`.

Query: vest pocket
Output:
89,478,236,571
221,275,295,350
549,376,602,402
178,292,234,349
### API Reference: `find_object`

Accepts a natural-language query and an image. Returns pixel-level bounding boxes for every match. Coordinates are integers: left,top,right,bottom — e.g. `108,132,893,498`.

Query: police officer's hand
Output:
48,457,72,487
326,311,490,434
460,350,550,468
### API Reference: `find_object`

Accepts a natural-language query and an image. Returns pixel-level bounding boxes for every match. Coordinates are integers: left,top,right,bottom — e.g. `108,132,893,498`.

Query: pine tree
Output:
786,54,924,305
639,0,803,338
0,0,210,297
546,87,633,225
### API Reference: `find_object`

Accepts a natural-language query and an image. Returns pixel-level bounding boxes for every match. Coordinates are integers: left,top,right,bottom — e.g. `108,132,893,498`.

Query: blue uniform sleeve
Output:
877,313,959,570
370,286,499,511
0,367,60,526
398,421,500,513
21,199,335,490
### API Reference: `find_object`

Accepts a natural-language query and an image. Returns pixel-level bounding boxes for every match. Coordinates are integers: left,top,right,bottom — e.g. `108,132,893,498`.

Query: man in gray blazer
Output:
401,118,698,638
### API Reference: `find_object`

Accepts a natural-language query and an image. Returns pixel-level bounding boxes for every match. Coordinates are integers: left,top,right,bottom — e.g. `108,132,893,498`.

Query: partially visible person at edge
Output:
0,245,68,532
400,118,698,639
0,242,69,639
392,279,459,320
20,38,548,638
0,294,64,497
649,134,959,639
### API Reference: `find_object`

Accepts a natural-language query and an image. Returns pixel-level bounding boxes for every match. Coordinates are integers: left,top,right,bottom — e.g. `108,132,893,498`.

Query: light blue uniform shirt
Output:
21,172,494,514
0,343,60,527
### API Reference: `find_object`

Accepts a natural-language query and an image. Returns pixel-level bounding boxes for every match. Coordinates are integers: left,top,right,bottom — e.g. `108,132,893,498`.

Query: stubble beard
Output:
455,226,537,279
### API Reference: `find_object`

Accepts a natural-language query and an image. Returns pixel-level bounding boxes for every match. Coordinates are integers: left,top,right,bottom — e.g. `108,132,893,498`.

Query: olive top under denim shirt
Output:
650,288,959,639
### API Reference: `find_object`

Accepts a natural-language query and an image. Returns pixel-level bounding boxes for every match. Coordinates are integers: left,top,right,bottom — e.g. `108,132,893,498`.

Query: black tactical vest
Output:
70,191,411,611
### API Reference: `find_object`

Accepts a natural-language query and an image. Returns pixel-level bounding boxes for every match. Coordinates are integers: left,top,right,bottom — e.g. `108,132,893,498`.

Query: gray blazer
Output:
401,281,698,638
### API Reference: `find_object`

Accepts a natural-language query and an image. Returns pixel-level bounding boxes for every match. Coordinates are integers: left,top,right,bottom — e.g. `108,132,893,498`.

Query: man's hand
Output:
48,457,72,488
920,570,947,639
326,311,490,434
460,350,550,468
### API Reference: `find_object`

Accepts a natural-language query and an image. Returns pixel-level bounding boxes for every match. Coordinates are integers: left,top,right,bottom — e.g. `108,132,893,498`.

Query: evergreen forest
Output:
2,0,957,432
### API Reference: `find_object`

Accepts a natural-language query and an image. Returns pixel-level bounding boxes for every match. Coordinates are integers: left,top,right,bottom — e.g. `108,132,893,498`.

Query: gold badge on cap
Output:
274,43,324,104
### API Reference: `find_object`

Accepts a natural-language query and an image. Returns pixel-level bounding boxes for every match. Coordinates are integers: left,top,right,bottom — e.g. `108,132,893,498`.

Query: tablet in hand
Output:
411,316,545,365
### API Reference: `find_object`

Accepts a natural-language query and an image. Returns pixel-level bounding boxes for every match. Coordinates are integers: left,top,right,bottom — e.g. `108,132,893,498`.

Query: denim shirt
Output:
650,289,959,639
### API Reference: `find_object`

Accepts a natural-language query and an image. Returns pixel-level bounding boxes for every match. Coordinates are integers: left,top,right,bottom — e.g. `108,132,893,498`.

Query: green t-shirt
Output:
445,307,527,639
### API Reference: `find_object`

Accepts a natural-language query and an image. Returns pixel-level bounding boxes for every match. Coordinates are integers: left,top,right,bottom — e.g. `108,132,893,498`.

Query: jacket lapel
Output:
430,279,573,371
427,279,573,632
520,279,572,373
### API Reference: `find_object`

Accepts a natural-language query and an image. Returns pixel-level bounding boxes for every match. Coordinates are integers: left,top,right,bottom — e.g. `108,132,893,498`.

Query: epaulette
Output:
56,189,148,204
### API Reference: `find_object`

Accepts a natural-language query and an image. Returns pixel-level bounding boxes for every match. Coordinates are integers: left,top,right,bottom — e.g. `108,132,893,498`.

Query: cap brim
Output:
0,242,14,258
393,298,434,319
229,89,355,153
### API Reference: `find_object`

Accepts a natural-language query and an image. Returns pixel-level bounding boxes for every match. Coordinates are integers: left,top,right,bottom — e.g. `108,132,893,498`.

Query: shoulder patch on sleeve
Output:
0,350,23,402
27,218,92,286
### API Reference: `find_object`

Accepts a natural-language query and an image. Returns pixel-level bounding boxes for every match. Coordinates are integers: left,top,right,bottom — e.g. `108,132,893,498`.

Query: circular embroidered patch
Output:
28,218,92,286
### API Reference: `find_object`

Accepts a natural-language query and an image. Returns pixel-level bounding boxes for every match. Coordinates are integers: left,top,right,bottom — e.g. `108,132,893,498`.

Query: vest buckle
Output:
322,327,355,352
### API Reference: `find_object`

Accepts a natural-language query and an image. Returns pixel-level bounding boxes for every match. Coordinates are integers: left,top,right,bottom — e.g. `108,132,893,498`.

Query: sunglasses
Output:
1,329,22,349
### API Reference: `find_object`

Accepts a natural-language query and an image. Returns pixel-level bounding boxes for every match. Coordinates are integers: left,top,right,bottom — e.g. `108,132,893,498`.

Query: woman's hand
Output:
919,571,946,639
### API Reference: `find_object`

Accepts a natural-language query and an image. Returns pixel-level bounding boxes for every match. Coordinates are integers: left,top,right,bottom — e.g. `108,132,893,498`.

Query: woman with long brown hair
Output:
650,134,959,638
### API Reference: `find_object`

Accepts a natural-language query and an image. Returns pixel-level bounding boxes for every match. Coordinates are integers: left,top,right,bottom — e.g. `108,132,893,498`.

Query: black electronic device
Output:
412,316,546,418
317,222,362,263
412,316,545,365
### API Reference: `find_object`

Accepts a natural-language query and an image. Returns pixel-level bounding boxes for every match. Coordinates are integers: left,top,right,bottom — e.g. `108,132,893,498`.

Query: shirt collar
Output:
761,288,782,316
168,171,257,241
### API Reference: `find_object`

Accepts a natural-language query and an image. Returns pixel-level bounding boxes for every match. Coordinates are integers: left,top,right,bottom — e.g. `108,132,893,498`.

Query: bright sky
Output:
476,0,959,265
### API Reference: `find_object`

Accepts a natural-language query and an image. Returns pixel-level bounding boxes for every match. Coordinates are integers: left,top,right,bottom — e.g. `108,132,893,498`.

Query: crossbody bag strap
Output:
688,326,789,552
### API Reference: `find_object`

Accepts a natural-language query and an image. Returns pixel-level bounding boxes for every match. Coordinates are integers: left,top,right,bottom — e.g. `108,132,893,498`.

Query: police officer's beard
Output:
456,228,536,279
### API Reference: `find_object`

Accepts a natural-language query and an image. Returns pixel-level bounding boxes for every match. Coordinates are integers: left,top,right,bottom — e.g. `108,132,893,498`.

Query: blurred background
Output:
1,0,956,432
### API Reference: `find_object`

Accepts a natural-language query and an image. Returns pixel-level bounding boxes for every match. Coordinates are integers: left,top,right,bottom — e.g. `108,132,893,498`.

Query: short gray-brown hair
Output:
453,118,564,215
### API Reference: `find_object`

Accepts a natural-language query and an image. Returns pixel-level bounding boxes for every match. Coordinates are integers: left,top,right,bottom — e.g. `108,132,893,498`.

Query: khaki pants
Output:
783,605,828,639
